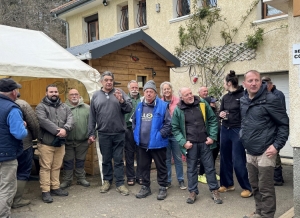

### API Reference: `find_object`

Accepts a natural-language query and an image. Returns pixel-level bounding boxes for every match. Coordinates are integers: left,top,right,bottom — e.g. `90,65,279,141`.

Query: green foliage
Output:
245,28,264,49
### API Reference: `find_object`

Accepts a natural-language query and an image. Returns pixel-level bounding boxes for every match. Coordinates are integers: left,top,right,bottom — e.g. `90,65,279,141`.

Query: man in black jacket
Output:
262,76,287,186
240,70,289,218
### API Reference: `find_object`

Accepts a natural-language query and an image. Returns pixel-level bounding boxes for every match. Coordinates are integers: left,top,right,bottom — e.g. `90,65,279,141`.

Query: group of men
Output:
0,69,289,218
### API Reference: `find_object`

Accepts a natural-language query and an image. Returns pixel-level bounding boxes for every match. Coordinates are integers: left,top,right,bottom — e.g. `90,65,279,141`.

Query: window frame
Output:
120,5,129,32
176,0,191,17
136,0,147,27
84,14,99,42
262,3,285,19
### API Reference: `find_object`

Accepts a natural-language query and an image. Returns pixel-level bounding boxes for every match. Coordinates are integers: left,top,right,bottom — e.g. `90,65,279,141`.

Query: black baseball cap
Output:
0,78,22,92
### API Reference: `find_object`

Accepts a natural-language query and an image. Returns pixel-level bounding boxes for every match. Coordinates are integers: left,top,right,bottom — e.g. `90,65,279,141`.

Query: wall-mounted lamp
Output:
155,3,160,13
103,0,108,6
130,53,139,62
145,67,156,79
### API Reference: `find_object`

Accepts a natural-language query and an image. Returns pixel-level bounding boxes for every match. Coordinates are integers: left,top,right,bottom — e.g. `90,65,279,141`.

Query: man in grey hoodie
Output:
88,71,132,196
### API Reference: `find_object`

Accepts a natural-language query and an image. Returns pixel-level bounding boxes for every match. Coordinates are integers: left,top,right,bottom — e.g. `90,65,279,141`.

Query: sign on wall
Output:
293,44,300,65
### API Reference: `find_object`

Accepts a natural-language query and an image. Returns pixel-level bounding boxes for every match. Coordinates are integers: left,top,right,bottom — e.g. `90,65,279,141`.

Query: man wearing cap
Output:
261,76,286,186
0,78,27,217
35,84,74,203
88,71,132,196
133,80,171,200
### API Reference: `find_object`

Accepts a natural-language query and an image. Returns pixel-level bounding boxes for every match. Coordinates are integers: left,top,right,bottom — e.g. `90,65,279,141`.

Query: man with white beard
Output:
124,80,142,186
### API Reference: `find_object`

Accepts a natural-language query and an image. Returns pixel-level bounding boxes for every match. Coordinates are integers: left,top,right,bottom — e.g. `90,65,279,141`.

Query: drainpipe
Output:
53,14,70,48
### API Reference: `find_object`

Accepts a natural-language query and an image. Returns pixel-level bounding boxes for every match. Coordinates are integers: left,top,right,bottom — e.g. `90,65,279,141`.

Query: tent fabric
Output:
0,25,100,98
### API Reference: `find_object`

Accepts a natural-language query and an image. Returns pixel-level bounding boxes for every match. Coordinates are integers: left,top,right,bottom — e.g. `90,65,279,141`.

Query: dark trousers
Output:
219,126,252,191
17,147,33,181
125,128,140,180
187,142,219,194
99,133,125,187
199,143,219,175
138,147,167,187
274,152,284,183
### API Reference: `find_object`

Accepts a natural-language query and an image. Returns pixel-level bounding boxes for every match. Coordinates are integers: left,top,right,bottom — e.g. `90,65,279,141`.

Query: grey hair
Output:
244,70,260,79
127,80,139,89
160,81,174,97
0,91,13,95
198,86,207,92
178,87,190,97
100,71,114,81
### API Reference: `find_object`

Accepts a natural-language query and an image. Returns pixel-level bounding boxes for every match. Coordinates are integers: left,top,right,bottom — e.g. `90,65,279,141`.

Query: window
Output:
120,5,129,31
136,0,147,27
137,75,147,88
262,3,284,19
176,0,190,17
202,0,217,7
84,14,99,42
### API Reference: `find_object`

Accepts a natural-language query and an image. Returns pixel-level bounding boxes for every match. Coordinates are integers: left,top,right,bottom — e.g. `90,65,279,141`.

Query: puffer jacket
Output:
240,83,289,155
65,98,89,143
15,99,40,150
36,96,74,146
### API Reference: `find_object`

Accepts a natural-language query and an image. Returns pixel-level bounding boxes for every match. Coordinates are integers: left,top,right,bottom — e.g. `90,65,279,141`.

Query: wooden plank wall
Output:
91,42,170,96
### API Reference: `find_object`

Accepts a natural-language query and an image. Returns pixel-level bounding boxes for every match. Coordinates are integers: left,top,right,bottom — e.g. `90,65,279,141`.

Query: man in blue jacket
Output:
133,80,171,200
241,71,289,218
0,78,27,218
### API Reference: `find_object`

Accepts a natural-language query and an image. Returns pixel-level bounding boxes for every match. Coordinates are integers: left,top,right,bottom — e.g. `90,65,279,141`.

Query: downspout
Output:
53,14,70,48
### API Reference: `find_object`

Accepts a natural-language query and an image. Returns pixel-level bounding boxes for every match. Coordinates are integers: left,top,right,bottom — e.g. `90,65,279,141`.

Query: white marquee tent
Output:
0,25,100,97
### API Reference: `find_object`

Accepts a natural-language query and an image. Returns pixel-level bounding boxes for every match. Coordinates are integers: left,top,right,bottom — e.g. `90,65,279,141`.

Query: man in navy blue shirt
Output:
0,78,27,218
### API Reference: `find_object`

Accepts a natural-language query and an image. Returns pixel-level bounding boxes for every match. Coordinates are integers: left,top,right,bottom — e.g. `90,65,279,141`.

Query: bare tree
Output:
0,0,67,47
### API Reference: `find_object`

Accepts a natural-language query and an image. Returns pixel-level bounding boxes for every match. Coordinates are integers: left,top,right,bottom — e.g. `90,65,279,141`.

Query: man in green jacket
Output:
172,87,222,205
60,89,90,189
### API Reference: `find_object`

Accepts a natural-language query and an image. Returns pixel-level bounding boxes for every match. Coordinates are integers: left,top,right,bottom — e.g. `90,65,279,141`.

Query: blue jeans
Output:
220,126,252,191
166,136,184,183
17,147,33,181
187,142,219,194
98,132,125,187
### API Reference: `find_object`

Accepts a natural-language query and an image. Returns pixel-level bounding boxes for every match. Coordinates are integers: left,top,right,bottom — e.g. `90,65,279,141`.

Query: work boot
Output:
136,185,151,198
157,186,167,200
12,180,31,208
186,192,197,204
116,185,129,196
77,179,90,187
42,192,53,203
211,190,223,204
60,181,72,189
100,180,111,193
50,188,69,196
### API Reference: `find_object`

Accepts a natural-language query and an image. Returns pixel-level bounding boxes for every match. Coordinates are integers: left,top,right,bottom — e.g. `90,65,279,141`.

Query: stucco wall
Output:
65,0,288,95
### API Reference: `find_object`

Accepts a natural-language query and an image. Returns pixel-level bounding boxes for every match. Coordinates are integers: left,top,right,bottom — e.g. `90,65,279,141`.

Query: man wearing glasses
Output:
88,71,132,196
60,89,91,189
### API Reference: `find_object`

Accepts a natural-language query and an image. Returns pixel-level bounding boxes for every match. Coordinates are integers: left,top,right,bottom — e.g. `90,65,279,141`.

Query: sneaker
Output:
216,174,220,181
116,185,129,196
179,181,187,190
218,185,235,193
136,185,152,198
100,180,111,193
157,186,167,200
50,188,69,196
241,190,253,198
77,179,90,187
42,192,53,203
211,190,223,204
243,212,262,218
60,181,72,189
198,174,207,184
186,192,197,204
166,182,172,189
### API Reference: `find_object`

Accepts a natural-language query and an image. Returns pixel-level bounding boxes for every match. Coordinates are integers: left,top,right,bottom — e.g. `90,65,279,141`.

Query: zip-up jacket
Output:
0,94,27,162
172,96,218,156
240,83,289,155
36,96,74,146
220,85,244,128
133,96,171,149
125,93,141,129
65,98,89,143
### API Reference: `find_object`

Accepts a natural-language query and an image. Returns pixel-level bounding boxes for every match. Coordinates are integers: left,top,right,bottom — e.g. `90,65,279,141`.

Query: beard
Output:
47,95,58,102
130,91,139,96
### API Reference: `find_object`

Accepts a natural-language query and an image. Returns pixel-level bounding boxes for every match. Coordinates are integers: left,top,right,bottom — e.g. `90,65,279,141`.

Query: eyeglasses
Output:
105,93,109,99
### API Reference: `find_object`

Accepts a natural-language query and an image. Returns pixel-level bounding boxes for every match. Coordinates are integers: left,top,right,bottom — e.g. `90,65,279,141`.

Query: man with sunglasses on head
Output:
88,71,132,196
0,78,27,218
